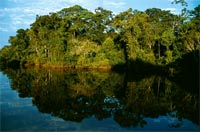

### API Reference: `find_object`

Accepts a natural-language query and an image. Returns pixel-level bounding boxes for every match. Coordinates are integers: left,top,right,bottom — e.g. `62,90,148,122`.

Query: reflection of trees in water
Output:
2,68,199,127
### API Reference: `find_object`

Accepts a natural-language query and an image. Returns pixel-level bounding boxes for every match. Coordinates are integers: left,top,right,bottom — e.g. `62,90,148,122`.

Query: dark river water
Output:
0,68,199,131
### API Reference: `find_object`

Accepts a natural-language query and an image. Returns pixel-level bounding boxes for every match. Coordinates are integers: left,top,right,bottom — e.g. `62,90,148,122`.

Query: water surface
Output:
0,68,199,131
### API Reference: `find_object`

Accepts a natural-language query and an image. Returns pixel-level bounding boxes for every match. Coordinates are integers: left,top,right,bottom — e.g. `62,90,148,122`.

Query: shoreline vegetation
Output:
0,3,199,76
24,63,113,71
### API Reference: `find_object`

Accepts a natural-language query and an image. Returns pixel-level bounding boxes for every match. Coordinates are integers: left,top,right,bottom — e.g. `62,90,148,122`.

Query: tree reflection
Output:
1,68,199,128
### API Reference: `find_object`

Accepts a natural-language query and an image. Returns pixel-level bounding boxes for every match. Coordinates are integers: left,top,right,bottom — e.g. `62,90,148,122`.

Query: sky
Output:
0,0,200,49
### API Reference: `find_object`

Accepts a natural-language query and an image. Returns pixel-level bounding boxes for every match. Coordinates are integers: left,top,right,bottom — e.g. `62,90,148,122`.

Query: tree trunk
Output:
158,42,160,59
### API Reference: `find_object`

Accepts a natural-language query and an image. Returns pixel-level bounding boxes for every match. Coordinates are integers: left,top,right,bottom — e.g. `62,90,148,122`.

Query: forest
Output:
0,3,199,73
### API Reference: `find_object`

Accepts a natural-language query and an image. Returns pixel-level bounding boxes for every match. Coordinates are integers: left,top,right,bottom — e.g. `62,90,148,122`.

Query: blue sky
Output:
0,0,199,48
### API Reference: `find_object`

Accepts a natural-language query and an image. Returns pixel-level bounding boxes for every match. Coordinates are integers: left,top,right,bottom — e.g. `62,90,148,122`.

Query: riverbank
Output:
23,63,113,71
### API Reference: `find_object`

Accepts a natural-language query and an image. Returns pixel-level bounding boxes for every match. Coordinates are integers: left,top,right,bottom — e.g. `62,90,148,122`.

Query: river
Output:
0,68,199,131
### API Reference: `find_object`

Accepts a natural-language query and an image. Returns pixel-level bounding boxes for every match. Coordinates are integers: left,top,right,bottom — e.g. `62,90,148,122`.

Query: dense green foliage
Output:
0,4,199,69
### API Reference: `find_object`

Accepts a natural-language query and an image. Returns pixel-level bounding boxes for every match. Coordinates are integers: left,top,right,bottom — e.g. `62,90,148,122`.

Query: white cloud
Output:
164,7,176,11
163,7,179,14
104,1,126,8
0,27,9,32
102,0,127,14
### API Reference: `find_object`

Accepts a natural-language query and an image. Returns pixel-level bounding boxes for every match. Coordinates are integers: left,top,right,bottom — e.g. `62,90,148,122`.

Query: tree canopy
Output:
0,4,199,70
